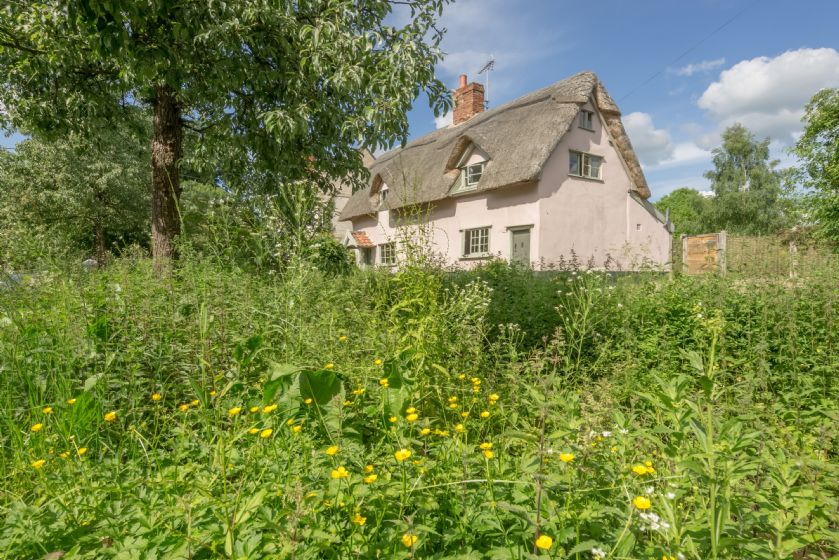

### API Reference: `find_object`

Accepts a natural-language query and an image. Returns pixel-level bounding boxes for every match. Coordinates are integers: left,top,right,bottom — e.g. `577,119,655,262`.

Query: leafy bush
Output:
0,257,836,558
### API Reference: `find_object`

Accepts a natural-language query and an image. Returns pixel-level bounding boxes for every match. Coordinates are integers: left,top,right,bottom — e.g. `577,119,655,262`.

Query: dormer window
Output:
579,110,595,130
370,174,388,208
449,142,489,195
380,185,389,203
462,162,484,188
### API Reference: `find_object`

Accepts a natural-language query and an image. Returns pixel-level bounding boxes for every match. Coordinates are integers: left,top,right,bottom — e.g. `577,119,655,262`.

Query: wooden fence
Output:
672,232,837,278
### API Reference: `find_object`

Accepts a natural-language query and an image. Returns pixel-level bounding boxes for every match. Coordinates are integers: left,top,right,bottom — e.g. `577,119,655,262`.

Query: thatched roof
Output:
340,71,650,221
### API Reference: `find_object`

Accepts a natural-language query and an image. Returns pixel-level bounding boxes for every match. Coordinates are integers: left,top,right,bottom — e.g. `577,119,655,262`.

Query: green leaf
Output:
299,369,341,405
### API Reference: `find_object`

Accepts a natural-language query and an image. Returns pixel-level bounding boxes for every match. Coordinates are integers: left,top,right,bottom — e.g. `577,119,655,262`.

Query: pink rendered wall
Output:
536,101,671,269
344,100,671,269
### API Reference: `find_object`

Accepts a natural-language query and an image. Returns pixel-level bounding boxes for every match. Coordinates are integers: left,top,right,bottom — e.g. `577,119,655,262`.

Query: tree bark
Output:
151,85,183,273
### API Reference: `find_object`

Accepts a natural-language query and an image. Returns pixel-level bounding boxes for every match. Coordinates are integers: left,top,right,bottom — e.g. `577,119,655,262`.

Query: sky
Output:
3,0,838,200
398,0,839,200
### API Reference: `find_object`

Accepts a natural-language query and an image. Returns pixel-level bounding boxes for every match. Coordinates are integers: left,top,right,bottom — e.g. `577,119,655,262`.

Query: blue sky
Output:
4,0,838,200
402,0,839,200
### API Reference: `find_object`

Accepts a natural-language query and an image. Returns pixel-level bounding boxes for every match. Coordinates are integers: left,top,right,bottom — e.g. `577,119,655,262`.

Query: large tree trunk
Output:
151,85,183,273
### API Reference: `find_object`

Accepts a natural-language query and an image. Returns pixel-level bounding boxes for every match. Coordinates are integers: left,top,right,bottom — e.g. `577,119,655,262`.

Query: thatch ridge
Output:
340,71,650,221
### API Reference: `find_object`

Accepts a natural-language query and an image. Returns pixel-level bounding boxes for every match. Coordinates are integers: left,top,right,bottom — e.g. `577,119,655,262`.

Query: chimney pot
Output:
459,74,467,88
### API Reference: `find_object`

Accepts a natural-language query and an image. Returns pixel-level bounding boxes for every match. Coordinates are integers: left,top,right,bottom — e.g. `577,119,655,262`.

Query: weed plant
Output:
0,256,836,558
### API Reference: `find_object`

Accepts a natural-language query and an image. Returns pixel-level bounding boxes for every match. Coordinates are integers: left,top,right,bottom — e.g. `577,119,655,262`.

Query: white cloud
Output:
698,48,839,144
434,112,453,129
432,0,566,102
674,58,726,77
623,112,674,166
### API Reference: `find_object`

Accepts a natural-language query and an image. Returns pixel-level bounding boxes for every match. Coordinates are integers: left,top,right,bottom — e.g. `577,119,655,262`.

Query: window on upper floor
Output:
569,151,602,180
380,242,396,266
462,226,490,257
579,110,595,130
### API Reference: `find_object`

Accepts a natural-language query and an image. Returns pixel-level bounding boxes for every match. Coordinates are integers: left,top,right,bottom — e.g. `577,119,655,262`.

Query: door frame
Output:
507,224,534,265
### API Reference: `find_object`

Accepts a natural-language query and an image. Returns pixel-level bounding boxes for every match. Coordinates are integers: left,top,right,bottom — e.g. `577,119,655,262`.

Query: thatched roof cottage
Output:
339,71,672,269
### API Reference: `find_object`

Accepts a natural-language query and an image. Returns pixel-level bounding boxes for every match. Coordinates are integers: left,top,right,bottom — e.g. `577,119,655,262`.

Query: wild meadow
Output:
1,253,837,559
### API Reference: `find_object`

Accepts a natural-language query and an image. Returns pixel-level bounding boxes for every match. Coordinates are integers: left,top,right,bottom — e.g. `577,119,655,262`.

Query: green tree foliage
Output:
0,1,452,268
793,88,839,244
0,122,149,268
655,187,711,235
703,124,792,234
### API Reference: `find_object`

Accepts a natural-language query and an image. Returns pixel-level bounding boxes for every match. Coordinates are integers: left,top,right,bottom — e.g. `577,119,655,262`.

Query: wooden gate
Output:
681,232,727,275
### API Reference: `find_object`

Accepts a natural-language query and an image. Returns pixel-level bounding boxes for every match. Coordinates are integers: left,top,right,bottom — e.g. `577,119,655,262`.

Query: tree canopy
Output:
794,88,839,244
703,124,793,235
0,0,452,269
655,187,711,236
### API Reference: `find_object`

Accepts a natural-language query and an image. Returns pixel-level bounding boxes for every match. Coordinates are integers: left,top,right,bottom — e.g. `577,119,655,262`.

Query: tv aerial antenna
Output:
478,57,495,107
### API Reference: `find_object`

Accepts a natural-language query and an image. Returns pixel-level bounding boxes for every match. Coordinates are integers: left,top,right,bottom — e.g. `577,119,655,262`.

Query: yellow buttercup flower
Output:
325,363,334,370
227,407,242,417
31,459,46,470
66,398,77,405
448,403,459,409
559,453,575,463
394,448,412,462
77,447,87,457
479,442,493,450
379,378,389,387
374,359,382,366
325,445,339,456
406,413,419,422
480,410,490,418
632,464,649,475
209,390,217,397
42,407,53,414
420,428,431,435
104,411,117,422
190,399,199,407
339,335,348,342
179,404,190,412
633,495,652,510
460,411,470,418
470,377,481,385
352,388,365,395
330,466,349,479
304,398,313,405
343,400,353,407
364,473,378,484
535,534,553,550
263,403,278,413
292,425,302,433
364,464,374,473
248,427,260,435
259,428,273,438
458,374,466,380
488,394,500,404
59,451,70,459
30,423,44,433
352,512,366,525
151,393,162,401
388,416,397,423
454,423,465,433
483,450,494,459
448,396,458,403
406,407,417,414
250,406,260,413
401,533,417,548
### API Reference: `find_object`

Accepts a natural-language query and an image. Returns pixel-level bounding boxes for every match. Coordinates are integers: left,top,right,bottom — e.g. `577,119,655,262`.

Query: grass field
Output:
0,256,837,559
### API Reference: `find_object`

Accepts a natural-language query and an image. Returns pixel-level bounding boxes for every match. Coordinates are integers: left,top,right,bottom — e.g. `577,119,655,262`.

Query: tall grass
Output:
0,256,836,558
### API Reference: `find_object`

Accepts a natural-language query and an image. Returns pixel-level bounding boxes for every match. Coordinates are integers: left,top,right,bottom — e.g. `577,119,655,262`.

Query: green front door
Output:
510,228,531,265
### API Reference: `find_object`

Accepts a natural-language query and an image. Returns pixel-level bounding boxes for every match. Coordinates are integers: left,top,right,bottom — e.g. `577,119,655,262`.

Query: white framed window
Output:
569,151,602,180
453,162,485,194
463,227,490,257
380,186,389,203
579,110,595,130
380,242,396,266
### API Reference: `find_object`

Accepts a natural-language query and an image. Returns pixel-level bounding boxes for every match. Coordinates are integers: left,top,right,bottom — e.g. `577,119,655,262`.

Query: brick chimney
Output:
453,74,485,125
